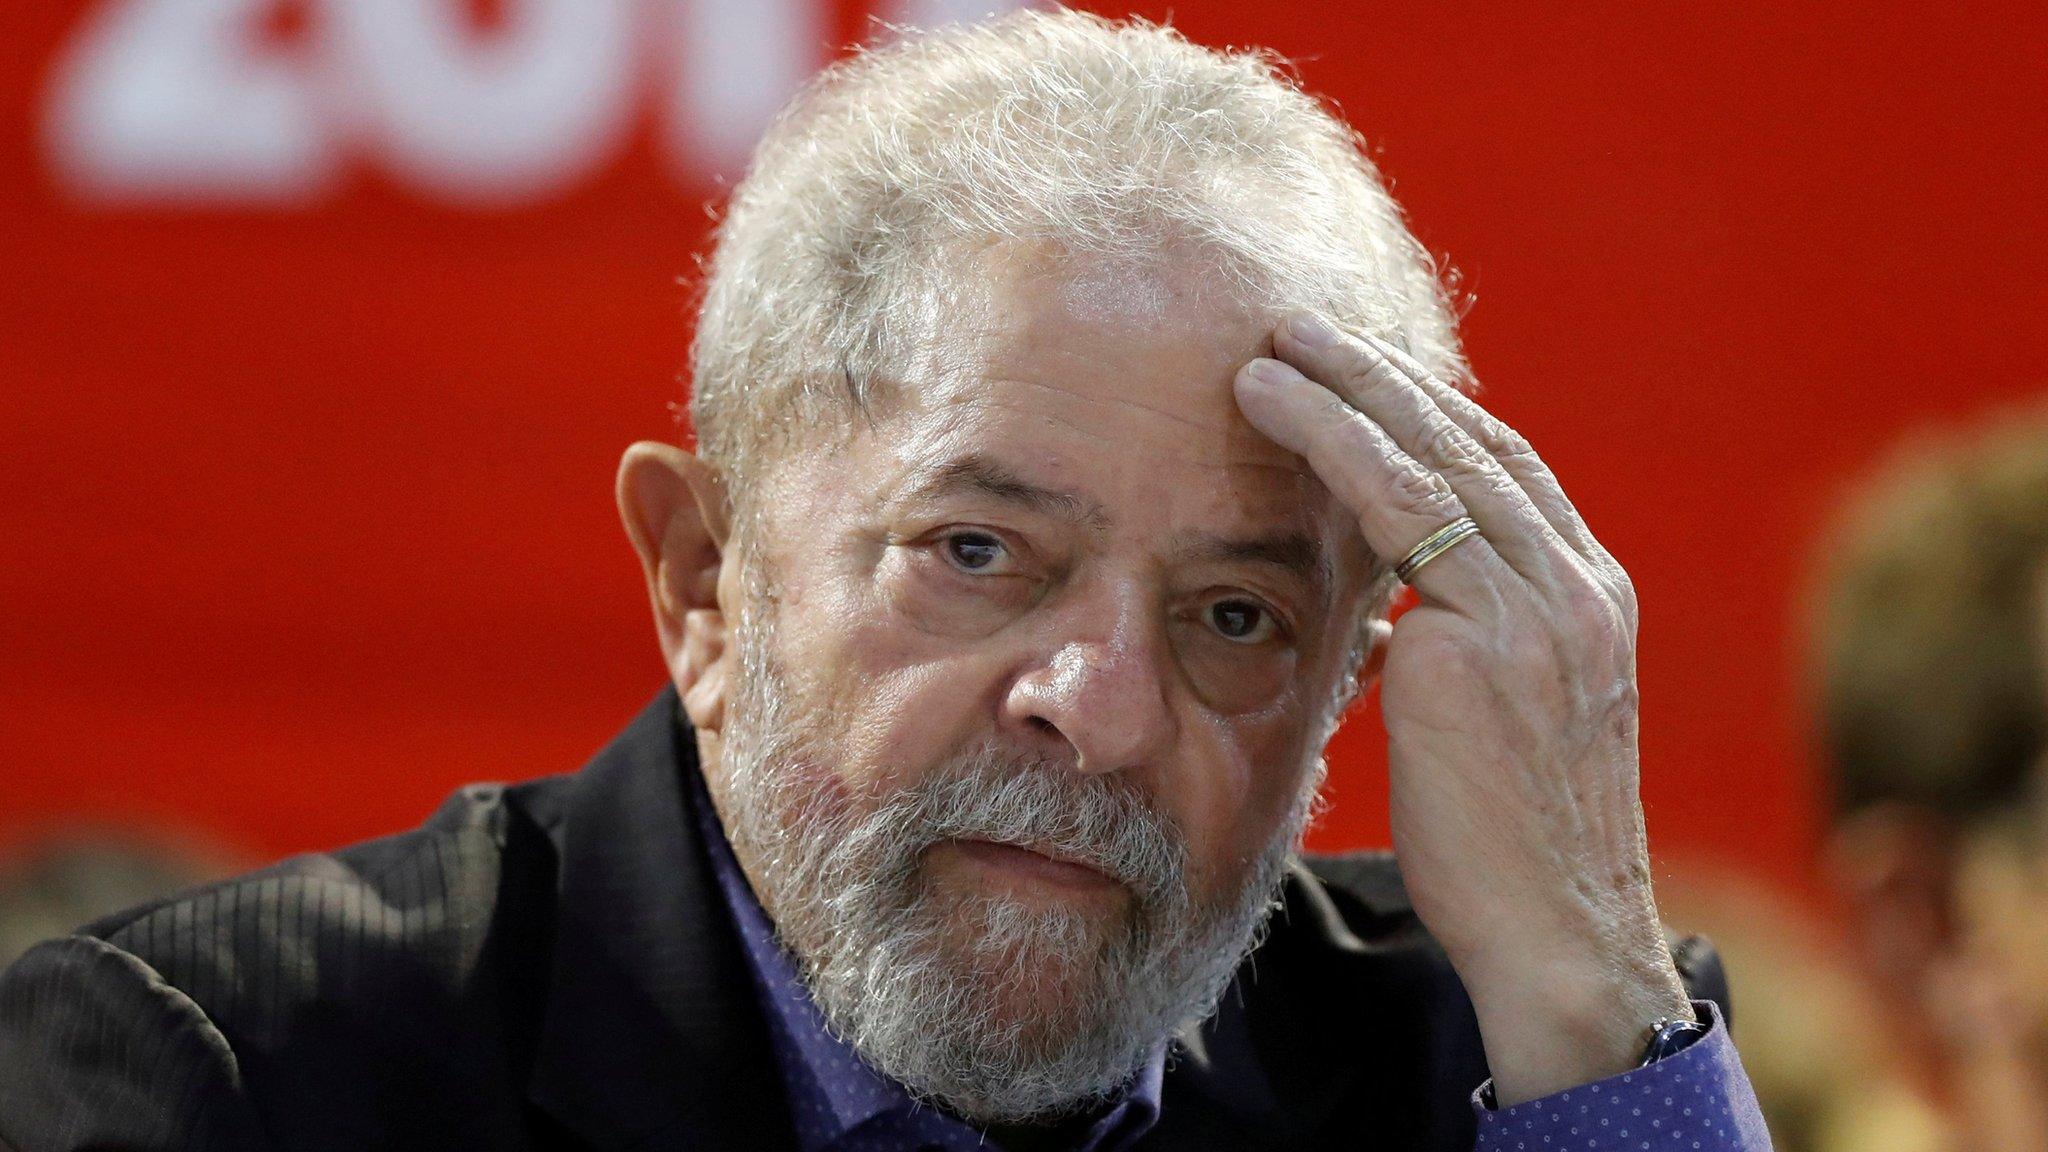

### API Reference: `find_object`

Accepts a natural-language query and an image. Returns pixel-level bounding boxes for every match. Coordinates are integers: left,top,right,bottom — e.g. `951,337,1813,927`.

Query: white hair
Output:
689,7,1467,499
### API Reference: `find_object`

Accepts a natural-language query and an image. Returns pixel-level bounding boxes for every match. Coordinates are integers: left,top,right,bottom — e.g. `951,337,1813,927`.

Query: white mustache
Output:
830,746,1192,912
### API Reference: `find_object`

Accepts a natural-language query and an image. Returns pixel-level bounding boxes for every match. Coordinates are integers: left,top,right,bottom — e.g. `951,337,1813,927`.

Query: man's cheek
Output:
1175,716,1314,887
820,646,1016,793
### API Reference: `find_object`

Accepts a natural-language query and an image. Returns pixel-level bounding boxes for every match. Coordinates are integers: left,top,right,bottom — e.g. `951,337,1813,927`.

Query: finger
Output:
1267,315,1567,585
1350,328,1616,574
1234,358,1514,609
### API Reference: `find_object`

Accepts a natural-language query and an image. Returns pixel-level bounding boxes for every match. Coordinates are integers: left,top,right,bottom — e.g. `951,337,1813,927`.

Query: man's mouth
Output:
944,837,1125,894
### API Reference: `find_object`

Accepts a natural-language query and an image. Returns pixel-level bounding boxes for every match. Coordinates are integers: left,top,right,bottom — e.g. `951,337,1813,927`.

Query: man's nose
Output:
1003,624,1179,776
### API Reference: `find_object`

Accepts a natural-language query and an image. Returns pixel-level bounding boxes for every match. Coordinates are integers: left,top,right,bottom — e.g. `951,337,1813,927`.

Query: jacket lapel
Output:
1145,861,1488,1151
526,689,799,1152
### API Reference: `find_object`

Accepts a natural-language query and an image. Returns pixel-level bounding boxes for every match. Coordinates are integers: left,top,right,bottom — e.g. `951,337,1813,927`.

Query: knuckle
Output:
1341,357,1400,402
1317,393,1359,422
1564,580,1633,654
1585,546,1636,602
1309,399,1370,452
1476,417,1537,464
1486,470,1531,507
1605,558,1637,599
1318,404,1380,461
1421,420,1487,473
1392,461,1458,511
1428,423,1526,505
1610,570,1641,626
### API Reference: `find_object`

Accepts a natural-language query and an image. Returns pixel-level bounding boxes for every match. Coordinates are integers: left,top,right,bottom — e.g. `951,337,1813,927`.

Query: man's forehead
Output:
881,441,1321,535
1045,256,1182,330
901,242,1303,473
825,247,1354,563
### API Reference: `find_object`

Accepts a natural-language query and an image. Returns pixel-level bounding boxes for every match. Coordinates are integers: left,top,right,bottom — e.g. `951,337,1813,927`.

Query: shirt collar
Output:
685,759,1167,1152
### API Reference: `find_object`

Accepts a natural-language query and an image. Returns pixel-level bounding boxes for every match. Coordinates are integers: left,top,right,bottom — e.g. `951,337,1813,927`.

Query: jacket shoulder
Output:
1299,849,1419,930
82,776,567,994
0,935,271,1151
48,774,577,1144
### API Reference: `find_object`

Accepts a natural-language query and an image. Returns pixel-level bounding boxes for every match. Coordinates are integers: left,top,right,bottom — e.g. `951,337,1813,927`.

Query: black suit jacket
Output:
0,690,1729,1151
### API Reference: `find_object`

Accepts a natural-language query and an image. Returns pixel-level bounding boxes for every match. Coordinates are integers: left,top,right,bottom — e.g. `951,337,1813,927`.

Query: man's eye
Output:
941,532,1008,573
1208,599,1277,644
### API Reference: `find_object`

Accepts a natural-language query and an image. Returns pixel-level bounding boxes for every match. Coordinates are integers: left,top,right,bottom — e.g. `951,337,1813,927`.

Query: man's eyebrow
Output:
899,454,1109,528
1179,531,1331,589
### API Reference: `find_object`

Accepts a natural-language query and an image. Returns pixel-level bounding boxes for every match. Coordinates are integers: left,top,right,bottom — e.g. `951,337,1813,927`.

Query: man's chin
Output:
907,894,1127,1006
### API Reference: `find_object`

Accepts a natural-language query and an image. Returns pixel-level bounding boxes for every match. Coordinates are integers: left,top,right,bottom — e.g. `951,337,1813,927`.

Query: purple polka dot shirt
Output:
1470,1000,1772,1151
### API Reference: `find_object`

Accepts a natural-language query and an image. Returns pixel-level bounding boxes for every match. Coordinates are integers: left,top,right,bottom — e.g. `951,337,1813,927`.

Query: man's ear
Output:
1324,614,1396,728
1346,580,1411,699
617,441,734,736
1355,615,1395,689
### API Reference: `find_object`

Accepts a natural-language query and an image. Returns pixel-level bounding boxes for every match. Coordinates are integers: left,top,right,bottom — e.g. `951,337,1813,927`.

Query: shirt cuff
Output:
1470,1000,1774,1151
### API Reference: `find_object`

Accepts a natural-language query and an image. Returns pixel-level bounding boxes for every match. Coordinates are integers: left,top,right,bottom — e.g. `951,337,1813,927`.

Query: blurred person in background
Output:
0,10,1769,1151
1815,401,2048,1152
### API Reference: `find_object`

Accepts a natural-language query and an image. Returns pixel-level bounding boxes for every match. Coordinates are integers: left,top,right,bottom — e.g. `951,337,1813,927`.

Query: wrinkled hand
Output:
1234,314,1692,1105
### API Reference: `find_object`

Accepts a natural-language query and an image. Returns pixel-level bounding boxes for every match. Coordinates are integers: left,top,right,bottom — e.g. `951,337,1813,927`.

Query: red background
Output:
3,1,2043,910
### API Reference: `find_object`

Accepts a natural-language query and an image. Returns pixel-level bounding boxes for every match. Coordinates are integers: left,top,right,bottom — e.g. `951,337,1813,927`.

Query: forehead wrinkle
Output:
976,374,1243,442
905,368,1302,477
937,380,1302,479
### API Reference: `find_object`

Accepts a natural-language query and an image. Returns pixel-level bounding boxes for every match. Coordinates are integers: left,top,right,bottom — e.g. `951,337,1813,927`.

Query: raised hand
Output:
1234,313,1693,1106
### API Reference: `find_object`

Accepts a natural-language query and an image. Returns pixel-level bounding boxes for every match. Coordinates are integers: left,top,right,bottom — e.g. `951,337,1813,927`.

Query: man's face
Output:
702,244,1378,1119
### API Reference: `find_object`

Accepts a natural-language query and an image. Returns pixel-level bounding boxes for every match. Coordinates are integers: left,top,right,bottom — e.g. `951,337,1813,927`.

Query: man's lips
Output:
945,837,1124,892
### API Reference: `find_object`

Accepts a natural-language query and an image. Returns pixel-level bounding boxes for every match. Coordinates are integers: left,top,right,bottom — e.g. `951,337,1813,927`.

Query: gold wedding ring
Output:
1392,516,1481,585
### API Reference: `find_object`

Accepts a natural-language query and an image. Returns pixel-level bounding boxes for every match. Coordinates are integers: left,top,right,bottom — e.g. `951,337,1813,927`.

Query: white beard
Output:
708,573,1323,1124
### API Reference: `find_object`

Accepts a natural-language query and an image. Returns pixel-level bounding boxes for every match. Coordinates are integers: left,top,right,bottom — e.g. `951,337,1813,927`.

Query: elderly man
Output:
0,11,1768,1151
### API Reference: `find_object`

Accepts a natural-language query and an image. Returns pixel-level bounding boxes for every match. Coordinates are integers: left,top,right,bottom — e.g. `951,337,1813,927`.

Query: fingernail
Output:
1246,358,1301,386
1288,314,1342,349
